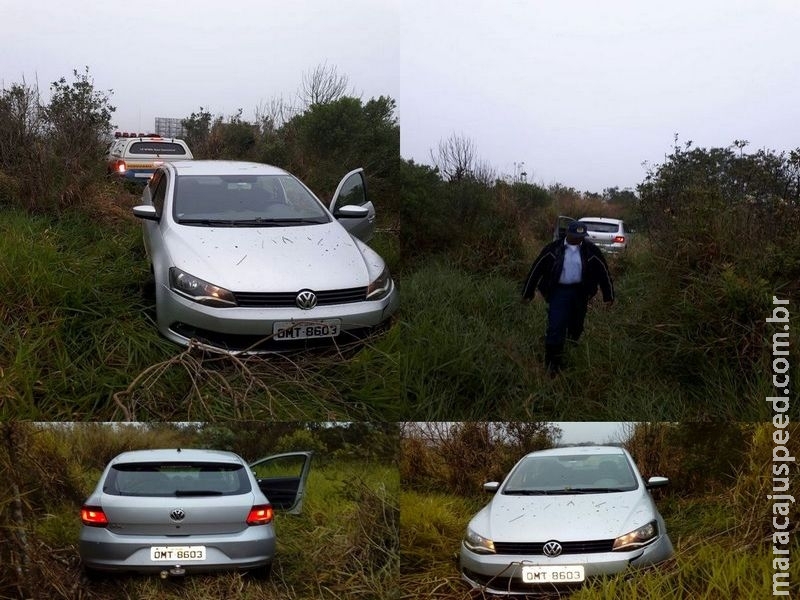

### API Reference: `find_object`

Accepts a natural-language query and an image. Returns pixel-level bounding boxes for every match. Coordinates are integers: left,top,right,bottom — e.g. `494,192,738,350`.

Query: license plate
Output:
521,565,585,584
150,546,206,561
273,320,341,340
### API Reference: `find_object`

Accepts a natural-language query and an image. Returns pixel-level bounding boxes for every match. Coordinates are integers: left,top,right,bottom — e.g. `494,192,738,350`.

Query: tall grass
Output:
0,206,403,421
394,234,794,421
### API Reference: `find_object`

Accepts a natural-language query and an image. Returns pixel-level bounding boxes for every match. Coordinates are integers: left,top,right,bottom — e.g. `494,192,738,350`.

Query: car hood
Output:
164,221,381,292
473,490,657,542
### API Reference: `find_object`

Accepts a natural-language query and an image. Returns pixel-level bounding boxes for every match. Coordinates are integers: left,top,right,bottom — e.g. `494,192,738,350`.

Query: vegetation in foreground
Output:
399,421,800,599
0,422,399,600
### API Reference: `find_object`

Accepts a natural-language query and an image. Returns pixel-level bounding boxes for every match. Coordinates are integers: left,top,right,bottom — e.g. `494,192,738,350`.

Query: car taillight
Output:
246,504,274,525
614,236,625,244
81,505,109,527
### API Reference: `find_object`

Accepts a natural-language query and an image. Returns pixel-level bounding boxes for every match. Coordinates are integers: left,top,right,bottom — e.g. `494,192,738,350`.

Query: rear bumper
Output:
110,168,155,182
79,525,275,573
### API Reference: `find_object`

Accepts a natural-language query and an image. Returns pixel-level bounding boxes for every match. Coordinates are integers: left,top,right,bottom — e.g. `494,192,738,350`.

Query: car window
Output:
104,462,251,497
250,452,312,512
581,221,620,233
331,171,366,212
503,454,638,493
152,172,168,215
173,175,330,224
127,141,188,156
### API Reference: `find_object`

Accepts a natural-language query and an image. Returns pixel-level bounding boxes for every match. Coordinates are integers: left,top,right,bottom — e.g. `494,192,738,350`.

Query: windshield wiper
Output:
177,219,237,226
174,489,224,497
560,488,628,494
503,489,561,495
234,217,328,226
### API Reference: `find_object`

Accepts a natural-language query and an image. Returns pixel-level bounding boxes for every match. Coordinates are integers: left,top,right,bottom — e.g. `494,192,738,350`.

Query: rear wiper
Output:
174,490,224,497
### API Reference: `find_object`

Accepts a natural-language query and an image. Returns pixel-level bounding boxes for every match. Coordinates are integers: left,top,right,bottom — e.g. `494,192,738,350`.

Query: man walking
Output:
522,221,614,373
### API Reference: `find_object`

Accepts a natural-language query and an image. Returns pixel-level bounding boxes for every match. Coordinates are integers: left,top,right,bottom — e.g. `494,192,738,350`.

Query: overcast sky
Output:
0,0,398,133
554,422,632,445
400,0,800,191
3,1,797,193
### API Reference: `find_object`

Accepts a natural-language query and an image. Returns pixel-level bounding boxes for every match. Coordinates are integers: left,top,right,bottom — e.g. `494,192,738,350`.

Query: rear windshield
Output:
104,462,251,497
581,221,621,233
128,141,187,156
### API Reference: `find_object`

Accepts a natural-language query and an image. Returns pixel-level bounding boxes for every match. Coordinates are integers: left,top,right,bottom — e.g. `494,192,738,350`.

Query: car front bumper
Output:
459,534,673,595
155,279,399,352
79,525,275,573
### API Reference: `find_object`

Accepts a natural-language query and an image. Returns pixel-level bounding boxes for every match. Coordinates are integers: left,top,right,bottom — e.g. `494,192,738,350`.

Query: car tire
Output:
250,562,272,581
81,566,107,582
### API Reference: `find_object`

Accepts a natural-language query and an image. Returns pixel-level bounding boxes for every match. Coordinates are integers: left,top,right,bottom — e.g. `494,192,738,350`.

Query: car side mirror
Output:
645,476,669,489
133,205,159,221
334,205,369,219
483,481,500,493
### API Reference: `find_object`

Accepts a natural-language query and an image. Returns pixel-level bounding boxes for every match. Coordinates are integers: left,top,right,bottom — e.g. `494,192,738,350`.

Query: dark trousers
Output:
546,284,588,344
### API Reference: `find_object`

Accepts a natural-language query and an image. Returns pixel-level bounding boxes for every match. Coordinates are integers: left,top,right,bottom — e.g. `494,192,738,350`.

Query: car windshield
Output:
173,174,330,226
104,462,251,497
502,454,638,494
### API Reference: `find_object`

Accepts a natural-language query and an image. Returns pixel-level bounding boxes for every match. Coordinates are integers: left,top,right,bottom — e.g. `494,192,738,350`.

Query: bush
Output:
0,69,114,212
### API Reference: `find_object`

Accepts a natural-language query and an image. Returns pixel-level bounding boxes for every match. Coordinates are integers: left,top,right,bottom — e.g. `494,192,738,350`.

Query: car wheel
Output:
250,562,272,581
81,566,107,582
142,276,156,303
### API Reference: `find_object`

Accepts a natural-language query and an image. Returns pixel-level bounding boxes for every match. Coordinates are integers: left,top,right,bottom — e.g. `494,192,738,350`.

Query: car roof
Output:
168,160,289,177
523,445,628,458
119,136,187,144
579,217,624,224
109,448,246,465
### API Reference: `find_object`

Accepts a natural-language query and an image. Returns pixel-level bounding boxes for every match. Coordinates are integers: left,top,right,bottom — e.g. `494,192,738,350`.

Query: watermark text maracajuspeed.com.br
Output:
767,295,793,597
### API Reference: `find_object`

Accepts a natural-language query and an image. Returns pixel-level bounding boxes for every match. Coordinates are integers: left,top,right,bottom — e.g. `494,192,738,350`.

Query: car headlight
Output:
366,266,392,300
169,267,237,307
463,527,495,554
612,520,658,551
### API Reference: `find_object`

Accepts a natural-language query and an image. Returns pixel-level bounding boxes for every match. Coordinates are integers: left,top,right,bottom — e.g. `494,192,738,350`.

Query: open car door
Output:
249,451,313,515
329,168,376,243
553,215,576,241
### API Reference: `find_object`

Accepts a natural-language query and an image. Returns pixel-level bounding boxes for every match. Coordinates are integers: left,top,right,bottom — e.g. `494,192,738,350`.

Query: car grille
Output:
493,539,615,555
233,287,367,307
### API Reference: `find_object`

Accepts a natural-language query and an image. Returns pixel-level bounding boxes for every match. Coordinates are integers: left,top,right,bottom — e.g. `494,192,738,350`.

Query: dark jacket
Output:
522,239,614,302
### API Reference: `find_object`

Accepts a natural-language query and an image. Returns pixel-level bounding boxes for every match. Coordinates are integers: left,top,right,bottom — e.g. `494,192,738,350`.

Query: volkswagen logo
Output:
542,541,562,557
296,289,318,310
169,508,186,522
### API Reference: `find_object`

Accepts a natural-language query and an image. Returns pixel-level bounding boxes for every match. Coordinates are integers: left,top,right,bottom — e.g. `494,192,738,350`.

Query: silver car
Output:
133,160,399,352
579,217,629,251
79,448,312,577
553,216,629,251
460,446,673,594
